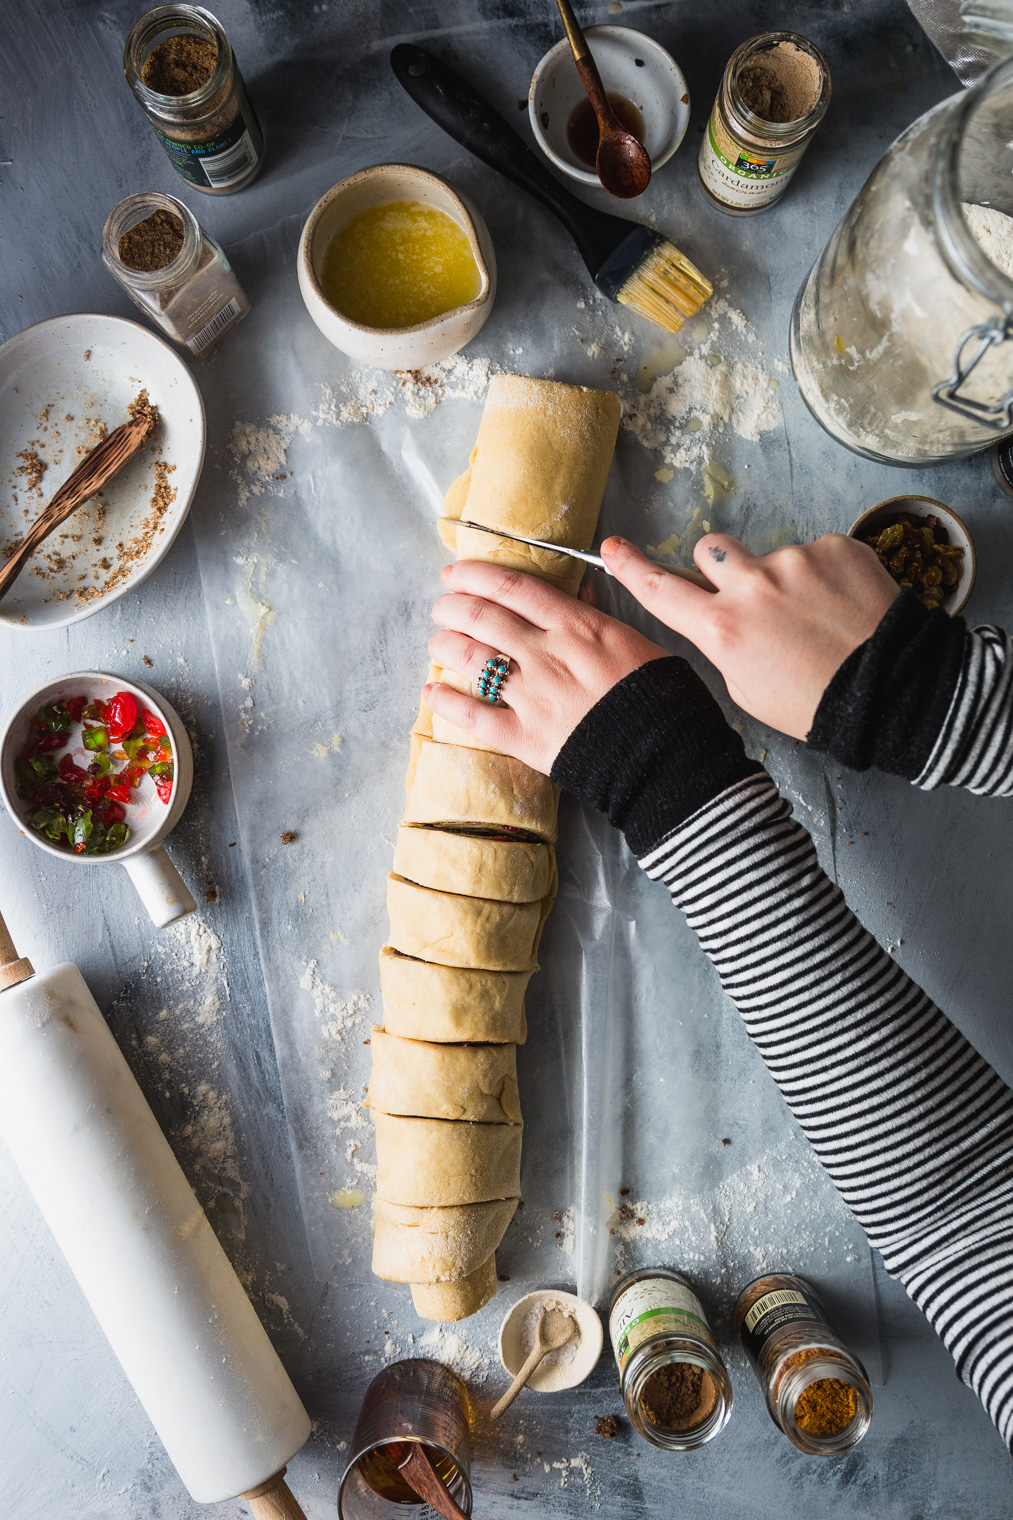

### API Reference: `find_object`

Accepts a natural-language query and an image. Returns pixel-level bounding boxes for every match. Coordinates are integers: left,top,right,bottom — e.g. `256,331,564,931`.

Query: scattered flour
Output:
167,915,223,979
300,960,371,1041
555,1204,575,1258
315,352,495,428
419,1325,493,1383
229,413,311,506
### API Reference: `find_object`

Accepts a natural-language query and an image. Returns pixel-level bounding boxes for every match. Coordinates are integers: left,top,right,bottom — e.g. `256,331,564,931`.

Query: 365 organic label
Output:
698,108,808,209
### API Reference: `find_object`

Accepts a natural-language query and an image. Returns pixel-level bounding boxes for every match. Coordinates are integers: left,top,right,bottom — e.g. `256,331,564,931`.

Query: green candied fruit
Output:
105,822,130,851
72,811,94,850
82,725,108,750
36,703,71,733
149,760,172,779
30,805,67,842
121,734,145,760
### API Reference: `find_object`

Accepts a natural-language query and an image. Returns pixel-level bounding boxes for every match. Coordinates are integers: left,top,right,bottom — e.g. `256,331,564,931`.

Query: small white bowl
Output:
529,26,689,188
0,314,205,631
0,672,196,928
848,495,975,616
298,164,496,371
498,1289,604,1394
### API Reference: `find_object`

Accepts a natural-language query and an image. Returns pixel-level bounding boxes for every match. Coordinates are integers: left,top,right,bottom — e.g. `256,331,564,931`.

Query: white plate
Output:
0,313,205,630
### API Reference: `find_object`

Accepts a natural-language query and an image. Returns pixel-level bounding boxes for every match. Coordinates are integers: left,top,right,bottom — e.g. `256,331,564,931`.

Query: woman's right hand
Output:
600,532,899,740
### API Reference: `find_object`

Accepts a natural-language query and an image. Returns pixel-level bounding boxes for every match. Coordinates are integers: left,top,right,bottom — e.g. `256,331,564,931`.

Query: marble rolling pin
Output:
370,373,621,1321
0,910,311,1513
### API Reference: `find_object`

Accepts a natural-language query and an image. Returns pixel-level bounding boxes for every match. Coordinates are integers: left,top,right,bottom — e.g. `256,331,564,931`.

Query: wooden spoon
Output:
375,1441,470,1520
491,1307,576,1420
0,408,156,603
554,0,651,199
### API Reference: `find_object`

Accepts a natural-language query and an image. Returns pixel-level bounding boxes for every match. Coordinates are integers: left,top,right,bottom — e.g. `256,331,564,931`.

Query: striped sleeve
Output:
916,625,1013,794
641,771,1013,1449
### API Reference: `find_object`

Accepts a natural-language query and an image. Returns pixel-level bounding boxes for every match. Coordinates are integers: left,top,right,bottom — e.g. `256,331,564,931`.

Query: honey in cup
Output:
319,198,482,329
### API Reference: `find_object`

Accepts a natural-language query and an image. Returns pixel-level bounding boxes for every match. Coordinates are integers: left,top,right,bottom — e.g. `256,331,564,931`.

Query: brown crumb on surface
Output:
595,1414,621,1438
280,830,298,845
498,1273,511,1282
15,449,46,492
142,654,153,667
619,1186,630,1196
205,884,220,903
722,1137,731,1146
83,350,91,360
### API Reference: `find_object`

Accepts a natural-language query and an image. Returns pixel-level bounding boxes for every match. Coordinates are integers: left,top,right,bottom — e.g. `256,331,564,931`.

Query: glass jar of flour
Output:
791,56,1013,465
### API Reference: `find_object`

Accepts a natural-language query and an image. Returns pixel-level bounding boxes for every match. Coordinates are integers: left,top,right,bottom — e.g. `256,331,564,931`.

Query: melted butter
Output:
320,200,482,329
331,1188,366,1209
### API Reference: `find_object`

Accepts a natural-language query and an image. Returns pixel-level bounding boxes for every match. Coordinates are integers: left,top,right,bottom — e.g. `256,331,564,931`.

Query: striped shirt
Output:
634,618,1013,1449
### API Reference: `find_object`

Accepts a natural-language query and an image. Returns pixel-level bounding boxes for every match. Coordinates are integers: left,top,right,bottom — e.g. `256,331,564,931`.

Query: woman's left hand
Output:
426,560,668,776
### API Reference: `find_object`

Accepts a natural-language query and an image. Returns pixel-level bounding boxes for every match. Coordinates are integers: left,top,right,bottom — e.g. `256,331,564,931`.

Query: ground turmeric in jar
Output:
734,1274,872,1454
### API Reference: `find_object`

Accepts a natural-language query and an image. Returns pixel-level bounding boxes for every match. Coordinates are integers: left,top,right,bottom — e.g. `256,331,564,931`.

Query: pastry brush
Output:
390,44,711,333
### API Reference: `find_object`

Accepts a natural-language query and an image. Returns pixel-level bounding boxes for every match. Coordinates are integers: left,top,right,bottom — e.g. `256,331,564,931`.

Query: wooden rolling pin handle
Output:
239,1468,307,1520
0,908,34,991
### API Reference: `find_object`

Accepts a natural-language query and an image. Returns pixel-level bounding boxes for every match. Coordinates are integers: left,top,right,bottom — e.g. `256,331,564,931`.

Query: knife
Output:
453,519,715,589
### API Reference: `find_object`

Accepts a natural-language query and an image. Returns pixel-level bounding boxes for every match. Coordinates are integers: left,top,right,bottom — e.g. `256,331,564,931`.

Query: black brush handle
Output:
390,42,633,276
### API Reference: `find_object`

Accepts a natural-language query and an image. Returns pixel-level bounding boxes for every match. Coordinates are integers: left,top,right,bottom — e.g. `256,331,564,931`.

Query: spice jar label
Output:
153,108,261,191
740,1286,834,1361
609,1278,715,1376
698,110,808,209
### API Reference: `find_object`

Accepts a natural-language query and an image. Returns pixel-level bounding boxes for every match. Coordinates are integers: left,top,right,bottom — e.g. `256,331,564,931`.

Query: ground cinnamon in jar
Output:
117,209,185,272
794,1376,857,1437
141,35,217,95
638,1363,718,1432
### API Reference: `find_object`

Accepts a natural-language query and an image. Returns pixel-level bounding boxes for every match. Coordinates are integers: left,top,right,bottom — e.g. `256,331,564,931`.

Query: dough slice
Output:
411,1256,498,1321
369,1028,521,1124
387,874,544,972
372,1196,517,1283
379,947,529,1044
405,739,558,842
393,824,554,904
373,1111,522,1206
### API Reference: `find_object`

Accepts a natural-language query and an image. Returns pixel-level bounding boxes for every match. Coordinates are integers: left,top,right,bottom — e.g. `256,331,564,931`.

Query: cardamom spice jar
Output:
698,32,830,215
734,1274,873,1455
102,192,249,355
608,1268,733,1450
124,5,265,194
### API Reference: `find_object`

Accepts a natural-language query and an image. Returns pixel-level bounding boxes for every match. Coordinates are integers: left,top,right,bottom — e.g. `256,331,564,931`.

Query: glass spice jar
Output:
102,191,249,355
608,1267,733,1450
698,32,831,216
124,5,265,194
734,1274,873,1456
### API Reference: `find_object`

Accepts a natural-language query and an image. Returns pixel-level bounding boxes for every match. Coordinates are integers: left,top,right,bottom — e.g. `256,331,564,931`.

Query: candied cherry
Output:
106,691,139,742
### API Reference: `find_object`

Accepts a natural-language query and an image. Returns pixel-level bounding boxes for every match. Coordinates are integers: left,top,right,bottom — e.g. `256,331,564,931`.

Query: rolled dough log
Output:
393,824,554,904
372,1196,518,1283
379,947,529,1044
369,1028,521,1124
405,739,558,842
411,1255,498,1321
373,1111,522,1206
386,874,544,972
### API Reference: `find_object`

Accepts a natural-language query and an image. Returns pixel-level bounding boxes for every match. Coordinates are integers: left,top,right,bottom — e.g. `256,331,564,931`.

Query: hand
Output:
600,532,899,741
426,561,668,776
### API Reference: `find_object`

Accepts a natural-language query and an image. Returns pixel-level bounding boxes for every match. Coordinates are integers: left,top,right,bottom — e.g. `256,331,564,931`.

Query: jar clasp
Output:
933,311,1013,428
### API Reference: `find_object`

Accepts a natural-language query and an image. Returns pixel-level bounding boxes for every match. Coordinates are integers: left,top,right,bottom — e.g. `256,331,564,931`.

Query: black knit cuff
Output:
550,656,763,857
807,590,966,779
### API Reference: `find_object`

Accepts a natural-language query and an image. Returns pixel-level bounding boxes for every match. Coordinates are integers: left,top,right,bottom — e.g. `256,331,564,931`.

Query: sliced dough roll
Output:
438,518,583,594
369,1028,521,1124
393,823,554,904
379,947,528,1044
441,374,621,550
372,1196,517,1283
405,739,558,843
411,1255,498,1321
387,874,543,972
373,1111,522,1206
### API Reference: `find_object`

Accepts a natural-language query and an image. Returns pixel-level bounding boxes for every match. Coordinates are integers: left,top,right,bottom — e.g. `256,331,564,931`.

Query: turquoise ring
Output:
477,654,511,704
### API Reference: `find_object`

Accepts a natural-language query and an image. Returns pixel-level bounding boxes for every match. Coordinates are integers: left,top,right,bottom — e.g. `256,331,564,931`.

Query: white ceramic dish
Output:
529,26,690,188
298,163,497,371
0,672,196,928
498,1289,604,1393
0,314,205,631
849,495,975,616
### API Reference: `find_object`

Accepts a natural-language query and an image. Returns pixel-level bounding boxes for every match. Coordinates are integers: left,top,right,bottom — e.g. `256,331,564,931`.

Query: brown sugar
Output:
141,35,218,96
639,1363,717,1431
594,1414,621,1438
15,450,46,492
117,210,185,273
